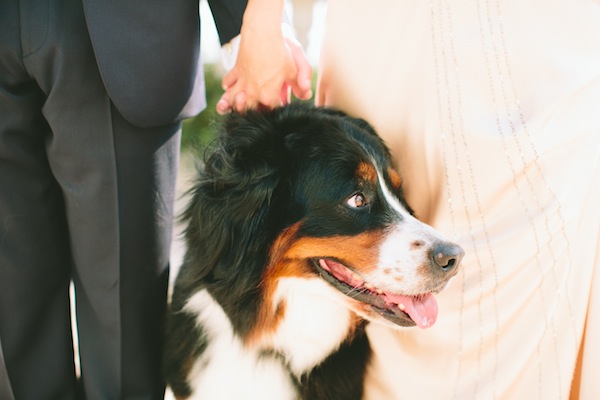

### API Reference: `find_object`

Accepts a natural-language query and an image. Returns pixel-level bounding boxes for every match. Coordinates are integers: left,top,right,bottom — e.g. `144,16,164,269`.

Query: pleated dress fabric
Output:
316,1,600,398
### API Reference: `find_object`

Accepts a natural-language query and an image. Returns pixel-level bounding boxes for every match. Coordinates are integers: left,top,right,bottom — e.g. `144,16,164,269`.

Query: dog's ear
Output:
179,110,285,296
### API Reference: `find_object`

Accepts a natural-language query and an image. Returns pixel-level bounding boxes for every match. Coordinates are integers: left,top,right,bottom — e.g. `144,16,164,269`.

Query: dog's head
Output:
181,103,462,335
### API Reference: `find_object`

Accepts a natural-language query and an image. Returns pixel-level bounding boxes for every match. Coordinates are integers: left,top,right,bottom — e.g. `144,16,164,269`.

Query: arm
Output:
216,0,313,114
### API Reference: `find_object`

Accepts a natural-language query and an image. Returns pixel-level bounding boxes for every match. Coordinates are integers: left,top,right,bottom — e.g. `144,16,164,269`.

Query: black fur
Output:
164,102,406,399
298,323,371,400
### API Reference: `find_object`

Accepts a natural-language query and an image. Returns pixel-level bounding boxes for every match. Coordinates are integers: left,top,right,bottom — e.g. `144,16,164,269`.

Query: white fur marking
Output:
376,168,412,218
183,290,297,400
267,277,354,377
370,168,451,292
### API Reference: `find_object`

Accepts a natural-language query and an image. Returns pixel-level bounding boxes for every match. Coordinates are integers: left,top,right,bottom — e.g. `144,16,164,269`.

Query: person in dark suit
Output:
0,0,311,399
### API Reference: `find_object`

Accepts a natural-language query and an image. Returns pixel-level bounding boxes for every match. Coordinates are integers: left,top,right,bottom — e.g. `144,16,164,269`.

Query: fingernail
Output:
216,99,230,114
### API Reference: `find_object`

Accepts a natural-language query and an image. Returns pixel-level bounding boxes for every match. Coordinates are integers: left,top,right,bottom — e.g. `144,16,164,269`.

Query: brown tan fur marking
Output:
357,161,378,184
247,224,388,345
387,167,402,189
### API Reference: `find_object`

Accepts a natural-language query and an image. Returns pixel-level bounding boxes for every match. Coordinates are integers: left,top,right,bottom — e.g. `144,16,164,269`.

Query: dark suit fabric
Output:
0,0,245,399
81,0,247,127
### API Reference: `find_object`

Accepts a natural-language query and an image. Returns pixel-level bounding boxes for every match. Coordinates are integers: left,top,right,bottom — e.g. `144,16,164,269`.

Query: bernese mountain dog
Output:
164,103,463,400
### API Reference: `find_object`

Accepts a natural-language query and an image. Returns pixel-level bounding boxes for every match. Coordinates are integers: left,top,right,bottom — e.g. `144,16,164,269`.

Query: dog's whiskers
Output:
343,285,371,299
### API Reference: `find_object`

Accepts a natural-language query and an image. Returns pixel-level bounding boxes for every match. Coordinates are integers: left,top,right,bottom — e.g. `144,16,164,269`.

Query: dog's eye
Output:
347,193,368,208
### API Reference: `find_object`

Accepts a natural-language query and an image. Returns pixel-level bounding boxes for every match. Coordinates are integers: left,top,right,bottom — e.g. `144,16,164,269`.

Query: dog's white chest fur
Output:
183,278,353,399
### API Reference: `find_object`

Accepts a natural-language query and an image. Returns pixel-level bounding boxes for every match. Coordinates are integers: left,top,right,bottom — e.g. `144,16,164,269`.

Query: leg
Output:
63,105,179,400
112,109,179,399
1,0,179,398
28,1,179,398
0,3,78,398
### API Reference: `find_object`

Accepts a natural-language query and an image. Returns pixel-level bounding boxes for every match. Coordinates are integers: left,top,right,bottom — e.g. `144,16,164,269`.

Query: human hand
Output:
216,29,313,115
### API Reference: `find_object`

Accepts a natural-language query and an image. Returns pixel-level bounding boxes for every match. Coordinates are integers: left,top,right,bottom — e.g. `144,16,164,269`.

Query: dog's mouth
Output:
313,258,440,329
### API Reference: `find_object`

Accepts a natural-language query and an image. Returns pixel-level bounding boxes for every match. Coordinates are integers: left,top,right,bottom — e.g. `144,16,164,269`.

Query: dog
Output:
164,103,463,400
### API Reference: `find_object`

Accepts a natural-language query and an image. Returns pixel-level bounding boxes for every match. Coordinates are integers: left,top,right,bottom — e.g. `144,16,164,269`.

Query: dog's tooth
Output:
398,303,405,311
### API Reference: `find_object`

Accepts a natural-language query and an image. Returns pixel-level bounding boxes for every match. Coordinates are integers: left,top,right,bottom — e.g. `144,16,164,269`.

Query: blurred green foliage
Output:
181,64,224,155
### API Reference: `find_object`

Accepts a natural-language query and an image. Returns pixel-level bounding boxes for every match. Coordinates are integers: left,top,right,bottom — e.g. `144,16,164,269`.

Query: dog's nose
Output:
430,242,464,272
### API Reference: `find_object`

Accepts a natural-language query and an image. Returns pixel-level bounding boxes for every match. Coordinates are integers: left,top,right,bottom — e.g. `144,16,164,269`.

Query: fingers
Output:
217,69,237,115
217,82,283,115
216,96,231,115
215,38,313,115
233,91,249,112
286,38,313,101
280,82,291,105
217,91,258,115
221,68,238,91
217,77,304,115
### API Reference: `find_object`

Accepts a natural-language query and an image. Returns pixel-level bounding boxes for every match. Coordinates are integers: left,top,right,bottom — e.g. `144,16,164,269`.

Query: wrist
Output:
241,0,284,31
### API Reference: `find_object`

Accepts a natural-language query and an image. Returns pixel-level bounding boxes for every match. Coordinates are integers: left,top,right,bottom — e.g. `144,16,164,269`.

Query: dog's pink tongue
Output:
385,292,438,329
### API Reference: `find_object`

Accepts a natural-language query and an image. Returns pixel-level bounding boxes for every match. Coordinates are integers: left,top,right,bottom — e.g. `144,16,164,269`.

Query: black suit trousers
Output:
0,1,179,399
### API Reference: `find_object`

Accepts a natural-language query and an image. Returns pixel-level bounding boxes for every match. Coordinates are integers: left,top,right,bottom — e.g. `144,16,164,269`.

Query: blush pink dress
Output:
316,1,600,398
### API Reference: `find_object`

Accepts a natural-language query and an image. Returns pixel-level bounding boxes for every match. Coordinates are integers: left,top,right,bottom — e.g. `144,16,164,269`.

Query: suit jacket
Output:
82,0,247,127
